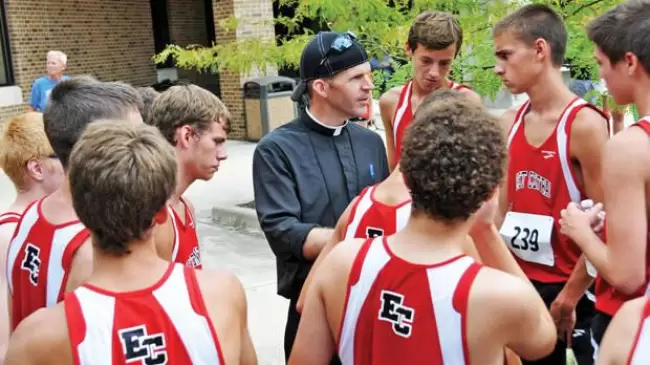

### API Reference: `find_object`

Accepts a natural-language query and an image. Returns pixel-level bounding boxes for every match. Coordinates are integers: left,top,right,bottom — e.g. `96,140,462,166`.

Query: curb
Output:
211,204,263,235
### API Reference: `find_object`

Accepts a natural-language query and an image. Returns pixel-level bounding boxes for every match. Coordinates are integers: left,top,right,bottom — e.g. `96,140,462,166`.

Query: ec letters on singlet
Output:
119,325,168,365
378,290,415,338
20,243,41,286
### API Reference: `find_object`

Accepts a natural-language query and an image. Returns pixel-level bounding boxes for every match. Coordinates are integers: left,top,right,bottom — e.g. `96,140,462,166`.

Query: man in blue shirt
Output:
29,51,70,112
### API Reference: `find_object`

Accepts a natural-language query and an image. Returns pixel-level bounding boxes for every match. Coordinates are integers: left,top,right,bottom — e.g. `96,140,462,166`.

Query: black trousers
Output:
284,296,342,364
590,311,613,360
522,281,596,365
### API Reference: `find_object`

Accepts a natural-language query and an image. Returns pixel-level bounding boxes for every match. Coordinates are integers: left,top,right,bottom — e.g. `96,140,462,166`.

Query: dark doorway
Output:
204,0,216,45
150,0,173,69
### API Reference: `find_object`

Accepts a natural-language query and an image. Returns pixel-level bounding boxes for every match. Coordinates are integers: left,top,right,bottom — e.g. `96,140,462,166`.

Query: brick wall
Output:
0,0,157,124
213,0,277,140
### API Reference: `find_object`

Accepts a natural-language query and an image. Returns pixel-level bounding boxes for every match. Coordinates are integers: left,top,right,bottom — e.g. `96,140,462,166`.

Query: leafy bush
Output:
153,0,622,101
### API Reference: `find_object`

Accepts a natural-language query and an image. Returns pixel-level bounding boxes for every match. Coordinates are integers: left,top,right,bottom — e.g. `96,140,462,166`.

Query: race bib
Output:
500,212,555,267
585,259,597,278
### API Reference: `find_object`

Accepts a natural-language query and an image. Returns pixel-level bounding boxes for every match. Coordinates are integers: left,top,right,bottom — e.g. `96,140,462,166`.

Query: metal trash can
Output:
243,76,297,141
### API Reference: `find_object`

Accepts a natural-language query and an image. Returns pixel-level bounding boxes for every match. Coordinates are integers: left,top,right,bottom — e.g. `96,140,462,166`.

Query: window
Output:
0,2,13,86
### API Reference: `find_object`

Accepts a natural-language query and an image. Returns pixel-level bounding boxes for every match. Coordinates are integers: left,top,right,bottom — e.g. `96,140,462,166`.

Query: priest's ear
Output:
309,77,333,100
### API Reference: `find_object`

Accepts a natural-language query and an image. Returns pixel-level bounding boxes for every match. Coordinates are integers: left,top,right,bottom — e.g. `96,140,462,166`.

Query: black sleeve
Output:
378,138,390,180
252,139,317,263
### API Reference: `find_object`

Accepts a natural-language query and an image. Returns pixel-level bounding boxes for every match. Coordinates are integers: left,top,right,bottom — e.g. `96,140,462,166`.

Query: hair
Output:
0,112,55,189
493,4,567,67
43,76,144,169
137,87,160,124
587,0,650,73
47,50,67,65
68,120,177,256
407,11,463,55
149,84,230,145
401,90,506,222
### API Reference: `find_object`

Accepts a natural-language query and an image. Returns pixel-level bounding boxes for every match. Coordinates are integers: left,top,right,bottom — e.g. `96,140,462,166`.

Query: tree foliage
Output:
153,0,622,100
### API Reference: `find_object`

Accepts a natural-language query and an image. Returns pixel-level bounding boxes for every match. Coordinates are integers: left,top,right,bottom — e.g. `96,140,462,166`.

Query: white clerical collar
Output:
305,108,348,137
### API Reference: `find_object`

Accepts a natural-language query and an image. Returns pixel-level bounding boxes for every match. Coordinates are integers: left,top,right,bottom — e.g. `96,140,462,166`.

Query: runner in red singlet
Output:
5,77,145,335
596,296,650,364
557,0,650,353
150,84,229,269
290,93,555,365
4,121,256,365
379,11,482,170
492,5,610,364
0,112,63,360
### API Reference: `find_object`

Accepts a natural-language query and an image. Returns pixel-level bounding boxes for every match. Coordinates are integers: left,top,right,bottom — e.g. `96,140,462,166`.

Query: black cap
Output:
291,31,369,102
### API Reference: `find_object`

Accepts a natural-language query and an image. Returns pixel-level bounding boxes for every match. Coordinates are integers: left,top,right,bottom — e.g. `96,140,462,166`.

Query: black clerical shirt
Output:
252,110,389,299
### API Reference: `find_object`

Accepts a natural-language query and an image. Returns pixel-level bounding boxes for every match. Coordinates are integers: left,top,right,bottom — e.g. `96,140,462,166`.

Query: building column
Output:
213,0,277,140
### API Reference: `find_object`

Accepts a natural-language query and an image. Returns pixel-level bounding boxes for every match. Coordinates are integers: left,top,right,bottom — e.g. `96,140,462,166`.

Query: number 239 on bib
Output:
499,212,555,267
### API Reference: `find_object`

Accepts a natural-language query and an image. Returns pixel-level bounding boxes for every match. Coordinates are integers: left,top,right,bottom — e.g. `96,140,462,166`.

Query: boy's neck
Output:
634,82,650,118
8,186,49,213
526,69,575,114
88,236,170,293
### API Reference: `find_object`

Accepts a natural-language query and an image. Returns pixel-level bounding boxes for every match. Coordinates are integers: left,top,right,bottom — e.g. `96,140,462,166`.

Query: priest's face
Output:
324,62,373,119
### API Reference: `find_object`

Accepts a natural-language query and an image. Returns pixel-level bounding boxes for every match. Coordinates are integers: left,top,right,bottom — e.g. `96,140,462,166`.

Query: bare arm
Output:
494,273,557,360
558,109,609,303
198,269,258,364
5,305,70,365
289,273,335,365
599,133,648,293
290,240,361,365
496,109,517,229
561,130,648,294
64,238,93,293
596,297,647,365
470,224,528,281
379,90,399,171
4,314,40,365
297,197,356,313
0,226,13,352
233,274,257,365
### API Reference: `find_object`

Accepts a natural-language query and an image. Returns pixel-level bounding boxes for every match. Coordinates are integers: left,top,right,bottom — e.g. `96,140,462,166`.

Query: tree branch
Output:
570,0,605,16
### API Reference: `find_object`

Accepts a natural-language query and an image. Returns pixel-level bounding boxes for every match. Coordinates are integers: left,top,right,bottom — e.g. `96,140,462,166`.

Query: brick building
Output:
0,0,277,140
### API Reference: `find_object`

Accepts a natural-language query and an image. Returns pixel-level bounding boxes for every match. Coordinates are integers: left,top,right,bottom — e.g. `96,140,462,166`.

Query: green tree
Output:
153,0,622,100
